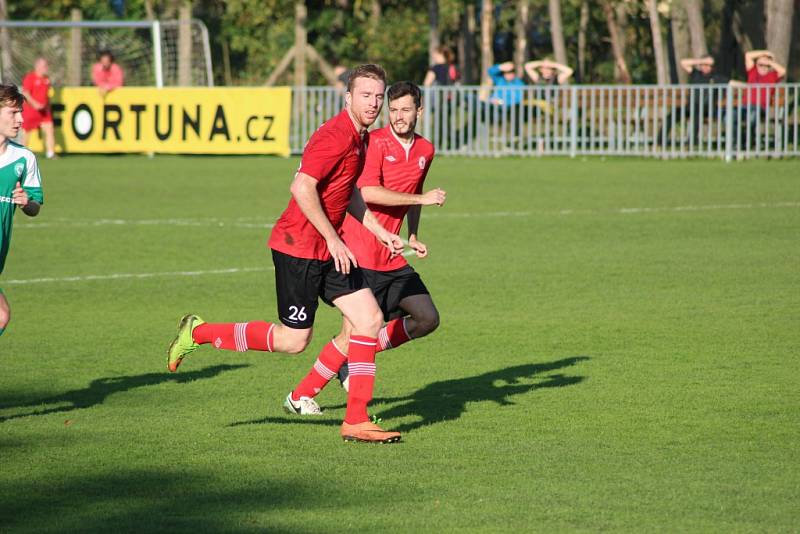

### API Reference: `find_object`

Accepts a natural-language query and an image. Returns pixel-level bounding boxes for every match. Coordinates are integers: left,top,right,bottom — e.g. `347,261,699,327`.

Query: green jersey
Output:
0,141,44,274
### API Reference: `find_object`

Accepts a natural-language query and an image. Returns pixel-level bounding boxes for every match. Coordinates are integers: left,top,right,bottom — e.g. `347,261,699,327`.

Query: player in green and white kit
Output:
0,84,43,337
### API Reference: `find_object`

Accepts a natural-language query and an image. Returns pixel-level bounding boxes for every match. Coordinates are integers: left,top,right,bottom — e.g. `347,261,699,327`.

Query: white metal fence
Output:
291,84,800,160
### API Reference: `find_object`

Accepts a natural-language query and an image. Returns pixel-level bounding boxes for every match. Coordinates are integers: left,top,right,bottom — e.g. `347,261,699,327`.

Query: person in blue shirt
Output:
487,61,525,106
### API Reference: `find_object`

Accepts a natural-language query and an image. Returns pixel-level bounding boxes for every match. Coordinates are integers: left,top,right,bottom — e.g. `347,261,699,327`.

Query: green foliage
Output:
4,0,795,84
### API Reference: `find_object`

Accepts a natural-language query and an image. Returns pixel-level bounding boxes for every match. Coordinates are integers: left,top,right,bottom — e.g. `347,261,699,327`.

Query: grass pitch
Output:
1,155,798,532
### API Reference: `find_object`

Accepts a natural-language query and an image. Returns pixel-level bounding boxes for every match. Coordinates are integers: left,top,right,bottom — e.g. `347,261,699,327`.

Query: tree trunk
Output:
514,0,529,78
178,3,193,86
614,3,628,82
480,0,494,86
732,10,753,54
577,0,589,82
369,0,381,35
671,1,690,83
548,0,567,65
765,0,794,67
429,0,440,66
0,0,12,84
294,0,307,87
603,2,631,84
647,0,669,85
683,0,708,57
718,0,738,78
68,8,83,86
460,3,477,84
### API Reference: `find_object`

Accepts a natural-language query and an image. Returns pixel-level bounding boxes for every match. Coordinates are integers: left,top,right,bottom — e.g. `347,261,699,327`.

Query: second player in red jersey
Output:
339,121,435,271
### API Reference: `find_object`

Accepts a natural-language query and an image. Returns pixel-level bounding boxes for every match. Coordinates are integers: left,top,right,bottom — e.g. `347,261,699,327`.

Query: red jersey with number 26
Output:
340,126,435,271
268,110,365,260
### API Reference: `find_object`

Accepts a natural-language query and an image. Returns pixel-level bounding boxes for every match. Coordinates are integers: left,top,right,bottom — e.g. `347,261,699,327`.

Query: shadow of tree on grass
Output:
0,364,250,423
2,469,320,533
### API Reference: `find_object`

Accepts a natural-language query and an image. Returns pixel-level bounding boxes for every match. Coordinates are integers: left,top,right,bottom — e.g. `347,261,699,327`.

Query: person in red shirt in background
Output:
287,81,446,412
92,50,124,97
730,50,786,147
166,64,406,444
20,58,56,159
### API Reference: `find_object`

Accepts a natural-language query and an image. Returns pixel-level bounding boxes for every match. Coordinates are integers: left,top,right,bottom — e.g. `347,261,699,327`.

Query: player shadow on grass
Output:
0,364,249,423
233,357,588,432
371,356,589,433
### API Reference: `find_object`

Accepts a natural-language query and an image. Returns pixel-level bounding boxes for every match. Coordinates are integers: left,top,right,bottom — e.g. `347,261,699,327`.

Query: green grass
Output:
1,155,798,532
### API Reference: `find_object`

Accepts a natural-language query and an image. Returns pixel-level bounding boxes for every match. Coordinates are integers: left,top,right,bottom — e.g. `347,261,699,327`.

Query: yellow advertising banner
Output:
26,87,292,156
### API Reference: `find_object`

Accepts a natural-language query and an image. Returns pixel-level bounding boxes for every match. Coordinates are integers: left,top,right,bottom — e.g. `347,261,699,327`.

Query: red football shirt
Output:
340,126,435,271
742,66,782,108
268,109,366,260
22,72,50,105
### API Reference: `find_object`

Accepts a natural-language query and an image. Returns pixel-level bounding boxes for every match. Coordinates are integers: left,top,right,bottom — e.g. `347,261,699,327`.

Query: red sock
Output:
344,335,377,424
377,317,411,352
292,339,348,400
192,321,275,352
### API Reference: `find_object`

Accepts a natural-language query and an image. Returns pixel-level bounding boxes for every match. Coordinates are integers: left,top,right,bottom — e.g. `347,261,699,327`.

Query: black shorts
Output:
272,249,367,329
362,265,430,322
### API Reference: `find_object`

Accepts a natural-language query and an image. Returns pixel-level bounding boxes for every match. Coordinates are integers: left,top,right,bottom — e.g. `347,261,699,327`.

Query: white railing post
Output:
152,20,164,88
570,86,578,158
725,84,733,162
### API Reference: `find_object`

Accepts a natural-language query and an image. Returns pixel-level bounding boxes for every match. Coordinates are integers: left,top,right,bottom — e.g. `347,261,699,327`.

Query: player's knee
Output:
283,330,312,354
352,308,383,337
414,309,440,337
0,309,10,329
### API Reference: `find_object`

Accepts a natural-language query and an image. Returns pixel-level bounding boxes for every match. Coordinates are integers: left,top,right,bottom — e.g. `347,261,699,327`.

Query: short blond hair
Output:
347,64,387,93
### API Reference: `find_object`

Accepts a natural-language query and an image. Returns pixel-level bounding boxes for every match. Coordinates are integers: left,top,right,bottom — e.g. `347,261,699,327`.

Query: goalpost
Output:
0,19,213,88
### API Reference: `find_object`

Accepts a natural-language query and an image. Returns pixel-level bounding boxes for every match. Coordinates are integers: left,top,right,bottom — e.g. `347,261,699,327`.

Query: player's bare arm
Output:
361,185,446,207
347,187,403,257
12,181,40,216
406,204,427,258
20,90,44,111
290,171,358,274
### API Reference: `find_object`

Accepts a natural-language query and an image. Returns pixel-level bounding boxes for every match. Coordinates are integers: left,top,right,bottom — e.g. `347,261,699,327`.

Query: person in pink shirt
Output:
91,50,124,96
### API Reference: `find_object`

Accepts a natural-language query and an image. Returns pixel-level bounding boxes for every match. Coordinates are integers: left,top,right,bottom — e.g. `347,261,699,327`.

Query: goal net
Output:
0,20,213,87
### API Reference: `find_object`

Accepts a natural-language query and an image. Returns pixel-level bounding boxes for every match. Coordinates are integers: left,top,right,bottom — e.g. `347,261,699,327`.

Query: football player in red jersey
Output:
287,81,447,412
167,65,404,443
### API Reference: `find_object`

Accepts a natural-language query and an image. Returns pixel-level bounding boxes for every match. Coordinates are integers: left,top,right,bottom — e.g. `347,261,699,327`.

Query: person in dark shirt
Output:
424,46,460,148
423,46,459,88
660,56,727,146
524,58,573,86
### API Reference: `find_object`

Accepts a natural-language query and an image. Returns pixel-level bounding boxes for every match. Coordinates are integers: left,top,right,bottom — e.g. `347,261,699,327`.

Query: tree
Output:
602,1,631,84
548,0,567,66
480,0,494,85
577,0,589,81
429,0,440,66
514,0,529,77
671,0,690,83
765,0,794,68
459,2,477,84
683,0,708,58
646,0,669,85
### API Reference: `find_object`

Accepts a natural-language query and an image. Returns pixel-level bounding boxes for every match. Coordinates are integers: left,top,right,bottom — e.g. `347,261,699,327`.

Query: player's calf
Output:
0,292,11,334
408,307,440,338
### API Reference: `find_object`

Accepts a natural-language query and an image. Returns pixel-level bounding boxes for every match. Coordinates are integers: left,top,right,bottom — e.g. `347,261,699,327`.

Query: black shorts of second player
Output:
271,249,367,329
362,265,430,322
